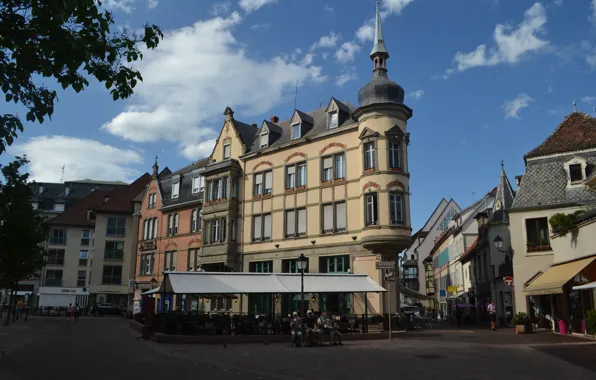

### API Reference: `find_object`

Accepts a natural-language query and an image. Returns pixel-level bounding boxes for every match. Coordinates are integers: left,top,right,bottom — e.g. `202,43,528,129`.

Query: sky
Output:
2,0,596,231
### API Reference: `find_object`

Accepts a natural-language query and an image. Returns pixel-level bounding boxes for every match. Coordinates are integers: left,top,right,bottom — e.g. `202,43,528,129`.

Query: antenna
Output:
318,101,324,108
293,80,298,110
60,165,65,183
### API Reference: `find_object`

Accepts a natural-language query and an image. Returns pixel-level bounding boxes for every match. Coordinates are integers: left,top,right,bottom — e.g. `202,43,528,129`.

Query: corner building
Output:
203,5,413,315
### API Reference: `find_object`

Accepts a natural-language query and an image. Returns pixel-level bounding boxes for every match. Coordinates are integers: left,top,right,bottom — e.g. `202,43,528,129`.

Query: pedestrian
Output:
487,301,497,331
74,303,81,321
66,303,73,322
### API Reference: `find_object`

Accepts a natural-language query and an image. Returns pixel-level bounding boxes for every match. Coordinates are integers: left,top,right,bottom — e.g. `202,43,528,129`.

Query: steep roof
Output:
491,163,516,223
48,189,112,227
234,120,259,152
525,113,596,159
95,173,151,213
160,159,210,210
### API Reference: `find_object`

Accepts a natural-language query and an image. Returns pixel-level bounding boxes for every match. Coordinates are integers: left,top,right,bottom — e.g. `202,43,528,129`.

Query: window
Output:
364,142,376,170
77,271,86,287
107,217,125,236
188,248,199,271
152,218,158,238
172,182,180,199
223,144,231,159
230,219,237,242
328,111,338,129
365,193,378,226
569,164,583,182
207,177,228,201
44,270,63,286
286,208,307,238
192,176,204,194
322,153,345,182
322,202,346,234
32,202,38,210
388,140,401,169
231,177,238,198
438,208,457,230
81,230,91,246
292,123,301,140
282,258,309,273
105,241,124,261
286,165,296,189
102,265,122,285
390,193,404,225
79,250,89,266
167,214,179,236
53,203,65,212
320,255,349,273
211,219,220,243
164,251,177,271
50,229,67,245
140,253,155,275
525,217,550,251
298,163,307,187
148,193,156,208
286,163,306,190
249,261,273,273
254,171,272,196
143,219,149,240
264,172,272,195
191,209,200,232
87,210,96,220
47,249,65,265
260,132,269,148
253,214,272,242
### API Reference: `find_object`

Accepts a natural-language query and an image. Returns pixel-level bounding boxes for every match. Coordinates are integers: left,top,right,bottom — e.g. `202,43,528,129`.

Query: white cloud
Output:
582,96,596,105
591,0,596,25
503,93,534,119
239,0,277,13
211,1,232,16
102,12,325,160
322,52,329,60
9,136,143,183
310,32,341,51
445,3,549,77
482,124,490,130
547,84,553,93
407,90,424,100
553,0,563,6
356,22,375,42
102,0,136,13
384,0,416,14
336,68,358,86
583,41,596,68
335,42,361,63
250,23,270,29
324,4,334,13
147,0,158,9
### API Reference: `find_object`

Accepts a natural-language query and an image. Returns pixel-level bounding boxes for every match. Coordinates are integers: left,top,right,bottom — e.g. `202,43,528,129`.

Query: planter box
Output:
516,324,533,334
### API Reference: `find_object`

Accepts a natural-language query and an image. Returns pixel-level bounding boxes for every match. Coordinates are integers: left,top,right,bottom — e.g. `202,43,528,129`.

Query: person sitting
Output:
317,311,341,345
289,312,303,347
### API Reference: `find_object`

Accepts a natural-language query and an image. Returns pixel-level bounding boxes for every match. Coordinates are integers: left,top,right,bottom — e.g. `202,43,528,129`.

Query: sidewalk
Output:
0,318,60,355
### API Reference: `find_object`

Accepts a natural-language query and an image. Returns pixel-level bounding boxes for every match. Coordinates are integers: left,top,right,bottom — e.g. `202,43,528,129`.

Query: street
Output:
1,317,596,380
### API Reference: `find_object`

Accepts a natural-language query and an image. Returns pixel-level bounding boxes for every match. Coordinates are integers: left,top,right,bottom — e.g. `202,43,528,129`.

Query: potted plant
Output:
512,312,533,334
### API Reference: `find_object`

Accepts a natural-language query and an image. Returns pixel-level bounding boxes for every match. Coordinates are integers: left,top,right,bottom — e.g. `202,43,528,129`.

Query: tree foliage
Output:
0,156,48,291
0,0,163,153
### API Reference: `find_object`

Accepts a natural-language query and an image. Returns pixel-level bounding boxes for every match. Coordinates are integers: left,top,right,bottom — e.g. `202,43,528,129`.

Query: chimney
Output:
270,116,279,123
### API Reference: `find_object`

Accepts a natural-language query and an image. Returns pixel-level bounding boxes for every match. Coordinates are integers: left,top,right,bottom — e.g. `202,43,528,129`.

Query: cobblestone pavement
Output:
157,329,596,380
0,317,272,380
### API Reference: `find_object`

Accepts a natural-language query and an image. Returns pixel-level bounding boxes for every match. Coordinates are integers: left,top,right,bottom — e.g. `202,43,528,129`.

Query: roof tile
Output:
525,113,596,159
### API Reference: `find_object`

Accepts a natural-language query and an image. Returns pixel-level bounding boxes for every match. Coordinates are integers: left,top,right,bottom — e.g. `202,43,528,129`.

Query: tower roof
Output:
491,161,516,223
371,1,388,57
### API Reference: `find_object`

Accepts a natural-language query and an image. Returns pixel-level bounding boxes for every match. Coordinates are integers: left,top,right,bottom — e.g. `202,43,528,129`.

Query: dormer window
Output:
328,111,338,129
172,182,180,199
260,132,268,148
569,164,583,183
564,156,587,188
65,187,71,197
292,123,301,140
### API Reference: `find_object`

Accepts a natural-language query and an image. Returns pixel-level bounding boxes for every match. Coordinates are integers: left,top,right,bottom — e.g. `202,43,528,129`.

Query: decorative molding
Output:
387,180,406,191
284,152,307,163
223,136,231,143
189,237,202,247
253,160,273,172
320,142,346,155
363,181,380,191
164,241,178,250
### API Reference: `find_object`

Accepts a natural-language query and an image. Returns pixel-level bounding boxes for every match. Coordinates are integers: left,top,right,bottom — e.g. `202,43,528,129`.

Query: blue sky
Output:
2,0,596,230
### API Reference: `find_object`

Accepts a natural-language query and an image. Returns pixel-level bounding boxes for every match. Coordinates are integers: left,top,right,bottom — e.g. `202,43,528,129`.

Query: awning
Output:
141,287,161,295
160,271,386,294
573,281,596,291
399,285,432,300
523,256,596,296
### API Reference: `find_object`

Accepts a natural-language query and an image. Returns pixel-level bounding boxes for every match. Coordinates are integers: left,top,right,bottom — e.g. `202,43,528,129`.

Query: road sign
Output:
504,276,514,286
384,270,396,281
376,261,395,269
447,286,457,292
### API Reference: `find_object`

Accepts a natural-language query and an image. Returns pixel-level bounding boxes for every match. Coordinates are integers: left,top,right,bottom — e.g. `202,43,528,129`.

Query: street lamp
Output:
297,254,308,318
150,277,158,290
493,235,504,250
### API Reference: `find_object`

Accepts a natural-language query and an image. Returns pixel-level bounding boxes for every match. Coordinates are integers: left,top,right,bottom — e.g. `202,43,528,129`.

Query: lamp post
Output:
150,277,158,290
297,254,308,318
493,235,504,250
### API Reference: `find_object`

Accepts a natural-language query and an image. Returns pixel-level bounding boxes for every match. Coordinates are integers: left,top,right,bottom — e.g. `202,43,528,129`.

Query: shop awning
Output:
159,271,386,294
141,287,161,295
572,281,596,291
523,256,596,296
399,285,432,300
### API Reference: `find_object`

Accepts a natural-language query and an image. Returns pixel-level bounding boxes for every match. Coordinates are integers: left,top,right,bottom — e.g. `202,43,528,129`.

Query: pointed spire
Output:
573,100,577,112
152,155,159,179
492,161,515,221
371,1,388,57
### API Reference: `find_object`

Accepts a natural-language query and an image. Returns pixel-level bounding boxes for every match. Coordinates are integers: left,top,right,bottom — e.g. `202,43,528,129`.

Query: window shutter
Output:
253,216,262,240
336,203,346,230
298,209,307,234
323,205,333,231
154,219,158,238
189,249,195,270
323,157,333,169
287,166,295,175
298,164,307,186
286,210,296,236
335,154,345,178
255,173,263,185
263,214,272,238
265,172,273,192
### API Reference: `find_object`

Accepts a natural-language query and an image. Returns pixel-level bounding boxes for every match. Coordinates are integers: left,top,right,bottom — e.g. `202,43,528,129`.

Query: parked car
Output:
402,306,421,318
90,303,122,316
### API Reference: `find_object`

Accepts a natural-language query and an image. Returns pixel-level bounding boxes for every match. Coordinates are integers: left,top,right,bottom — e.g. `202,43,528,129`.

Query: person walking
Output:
487,301,497,330
73,303,81,322
66,303,73,322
